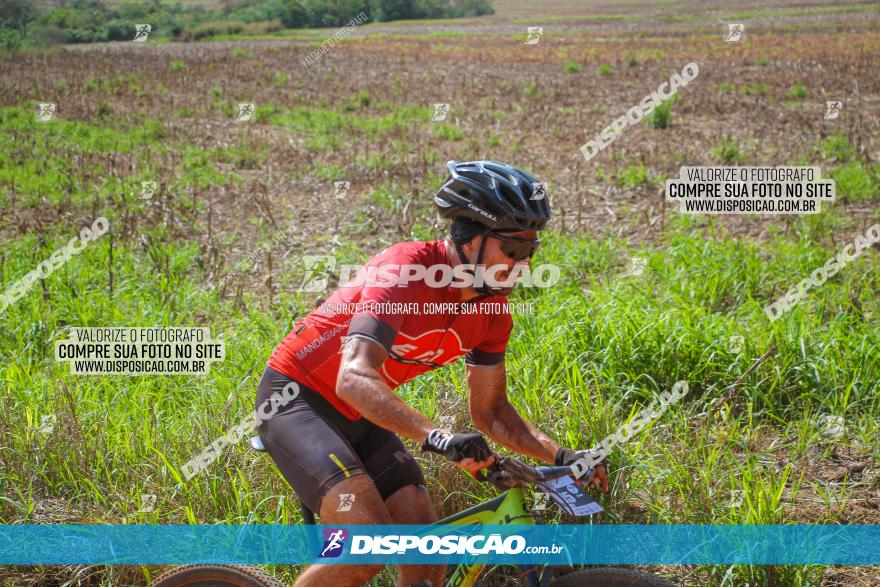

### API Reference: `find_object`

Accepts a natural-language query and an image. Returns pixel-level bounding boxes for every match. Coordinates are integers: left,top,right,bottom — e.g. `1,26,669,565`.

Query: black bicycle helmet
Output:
434,160,550,297
434,160,551,231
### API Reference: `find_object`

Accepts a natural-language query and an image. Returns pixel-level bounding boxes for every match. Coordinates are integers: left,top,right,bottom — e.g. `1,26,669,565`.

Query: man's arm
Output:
467,361,559,464
468,360,610,492
336,336,435,443
336,336,496,476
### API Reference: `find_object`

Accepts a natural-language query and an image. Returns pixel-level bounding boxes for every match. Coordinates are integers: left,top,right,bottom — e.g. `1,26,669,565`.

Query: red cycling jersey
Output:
268,240,513,421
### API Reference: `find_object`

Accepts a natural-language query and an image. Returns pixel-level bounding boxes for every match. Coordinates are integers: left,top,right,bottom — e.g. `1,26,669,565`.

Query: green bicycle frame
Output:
436,487,537,587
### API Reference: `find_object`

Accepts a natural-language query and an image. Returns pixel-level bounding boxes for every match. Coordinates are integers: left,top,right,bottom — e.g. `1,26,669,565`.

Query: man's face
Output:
463,230,539,296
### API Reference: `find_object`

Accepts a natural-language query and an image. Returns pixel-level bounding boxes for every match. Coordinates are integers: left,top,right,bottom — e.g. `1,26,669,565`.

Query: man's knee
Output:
337,564,385,585
319,473,392,524
353,565,385,578
386,484,437,524
397,562,446,587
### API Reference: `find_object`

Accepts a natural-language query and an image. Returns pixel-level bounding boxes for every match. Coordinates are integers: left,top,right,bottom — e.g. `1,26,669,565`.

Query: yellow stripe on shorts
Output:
328,453,351,478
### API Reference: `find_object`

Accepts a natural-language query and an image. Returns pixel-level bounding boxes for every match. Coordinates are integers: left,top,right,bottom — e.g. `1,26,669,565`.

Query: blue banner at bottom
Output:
0,524,877,565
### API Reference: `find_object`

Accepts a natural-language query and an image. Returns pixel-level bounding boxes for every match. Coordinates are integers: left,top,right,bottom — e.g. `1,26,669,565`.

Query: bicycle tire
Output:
548,568,678,587
148,565,285,587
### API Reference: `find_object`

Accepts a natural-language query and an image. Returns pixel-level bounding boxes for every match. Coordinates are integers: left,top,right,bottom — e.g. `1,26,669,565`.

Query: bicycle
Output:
149,440,677,587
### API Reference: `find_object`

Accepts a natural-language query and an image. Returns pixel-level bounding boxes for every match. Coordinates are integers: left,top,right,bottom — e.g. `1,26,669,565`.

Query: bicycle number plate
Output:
537,475,603,517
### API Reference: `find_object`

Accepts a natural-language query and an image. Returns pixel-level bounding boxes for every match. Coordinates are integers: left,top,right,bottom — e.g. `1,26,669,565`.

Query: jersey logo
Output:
383,329,469,384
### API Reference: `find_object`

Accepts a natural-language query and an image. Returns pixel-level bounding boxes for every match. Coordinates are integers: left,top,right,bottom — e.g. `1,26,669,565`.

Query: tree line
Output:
0,0,493,50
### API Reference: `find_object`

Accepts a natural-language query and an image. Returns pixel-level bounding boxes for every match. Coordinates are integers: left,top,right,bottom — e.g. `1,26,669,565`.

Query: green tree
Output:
300,0,367,27
105,19,133,41
0,0,38,37
115,0,150,19
455,0,493,16
69,0,108,10
370,0,413,21
281,0,310,27
0,29,22,52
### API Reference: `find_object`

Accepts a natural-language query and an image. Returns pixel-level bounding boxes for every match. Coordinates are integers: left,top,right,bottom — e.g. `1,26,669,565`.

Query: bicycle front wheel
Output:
148,565,285,587
549,567,677,587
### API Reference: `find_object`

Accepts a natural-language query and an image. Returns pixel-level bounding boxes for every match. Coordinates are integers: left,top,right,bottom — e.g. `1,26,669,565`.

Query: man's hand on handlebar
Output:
421,431,610,490
421,429,496,478
585,463,609,492
454,455,497,478
556,447,610,493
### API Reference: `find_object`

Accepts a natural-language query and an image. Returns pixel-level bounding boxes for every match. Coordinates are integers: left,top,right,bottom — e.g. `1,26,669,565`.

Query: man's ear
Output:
461,234,482,256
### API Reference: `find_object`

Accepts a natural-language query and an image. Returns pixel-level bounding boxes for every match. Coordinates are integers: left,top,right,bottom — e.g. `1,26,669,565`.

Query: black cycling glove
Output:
555,447,606,468
421,429,492,462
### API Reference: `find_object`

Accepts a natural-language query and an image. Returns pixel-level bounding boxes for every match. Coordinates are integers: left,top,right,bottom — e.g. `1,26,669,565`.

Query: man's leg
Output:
293,473,392,587
354,422,445,587
385,484,446,587
255,368,393,587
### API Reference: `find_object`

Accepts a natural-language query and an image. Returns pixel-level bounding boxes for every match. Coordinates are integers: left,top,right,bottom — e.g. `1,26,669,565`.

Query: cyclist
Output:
256,160,608,587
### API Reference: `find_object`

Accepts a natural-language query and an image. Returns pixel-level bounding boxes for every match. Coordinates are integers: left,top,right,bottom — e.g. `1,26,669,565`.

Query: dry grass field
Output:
1,0,879,585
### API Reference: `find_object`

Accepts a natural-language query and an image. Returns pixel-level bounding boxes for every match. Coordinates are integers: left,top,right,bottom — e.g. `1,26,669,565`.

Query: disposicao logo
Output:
319,529,348,558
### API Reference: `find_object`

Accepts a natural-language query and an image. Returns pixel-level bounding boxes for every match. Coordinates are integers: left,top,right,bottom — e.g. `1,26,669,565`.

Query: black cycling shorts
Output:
255,366,426,514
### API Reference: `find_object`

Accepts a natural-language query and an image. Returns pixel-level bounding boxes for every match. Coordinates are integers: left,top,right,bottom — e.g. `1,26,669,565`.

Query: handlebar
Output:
477,454,593,491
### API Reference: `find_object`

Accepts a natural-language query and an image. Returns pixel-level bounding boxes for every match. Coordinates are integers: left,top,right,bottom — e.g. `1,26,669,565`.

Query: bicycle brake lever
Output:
474,456,502,483
476,459,520,489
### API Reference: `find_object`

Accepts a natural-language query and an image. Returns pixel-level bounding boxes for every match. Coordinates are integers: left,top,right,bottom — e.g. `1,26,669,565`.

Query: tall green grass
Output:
1,209,877,585
1,109,878,586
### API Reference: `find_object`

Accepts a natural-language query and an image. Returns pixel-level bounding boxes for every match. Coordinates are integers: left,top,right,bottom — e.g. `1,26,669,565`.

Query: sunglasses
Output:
488,231,541,261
